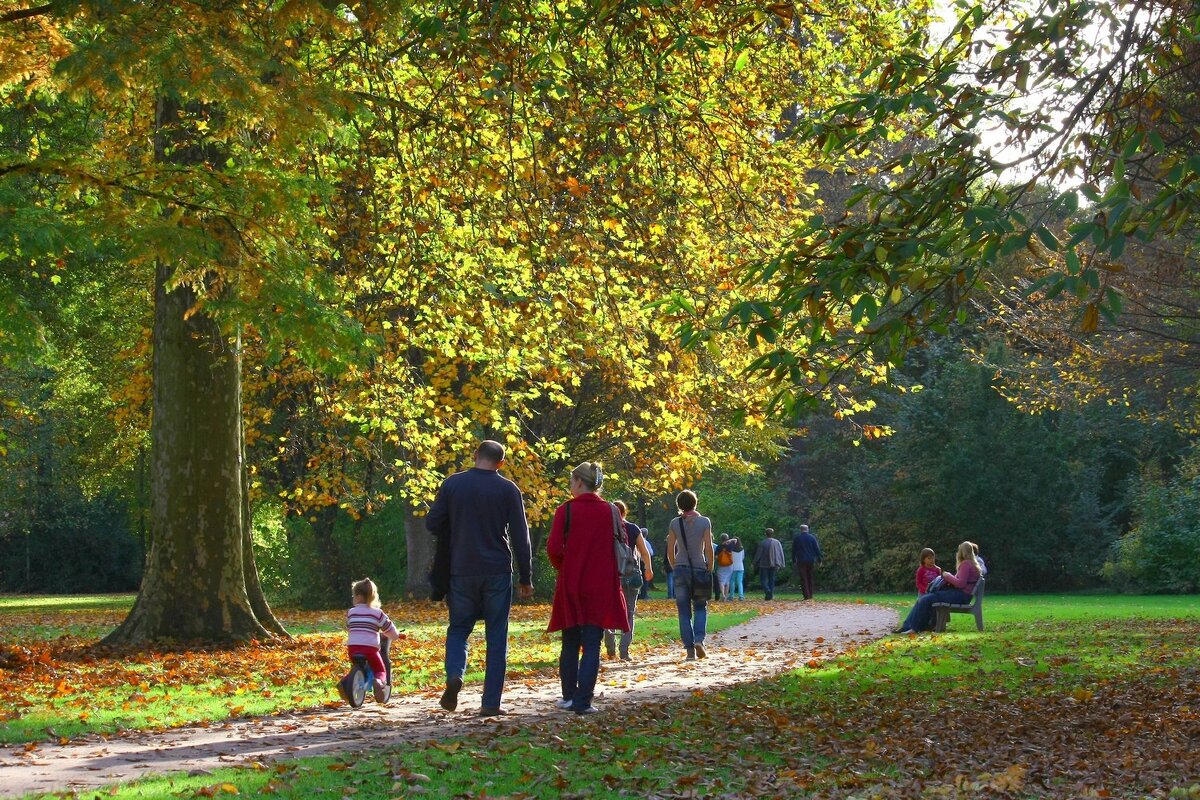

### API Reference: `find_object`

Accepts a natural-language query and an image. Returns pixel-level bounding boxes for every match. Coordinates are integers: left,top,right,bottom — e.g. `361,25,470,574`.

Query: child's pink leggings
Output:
347,645,387,685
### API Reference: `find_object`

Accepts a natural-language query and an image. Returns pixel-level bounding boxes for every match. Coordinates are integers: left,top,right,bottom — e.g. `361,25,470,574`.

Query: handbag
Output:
674,515,712,601
564,502,642,588
612,507,643,588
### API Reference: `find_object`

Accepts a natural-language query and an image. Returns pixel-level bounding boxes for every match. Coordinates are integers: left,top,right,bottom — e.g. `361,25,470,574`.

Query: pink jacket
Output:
915,565,941,594
942,560,981,594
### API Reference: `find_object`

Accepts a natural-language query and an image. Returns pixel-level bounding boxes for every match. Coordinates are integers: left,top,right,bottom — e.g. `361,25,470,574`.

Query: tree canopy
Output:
1,0,930,635
718,0,1200,413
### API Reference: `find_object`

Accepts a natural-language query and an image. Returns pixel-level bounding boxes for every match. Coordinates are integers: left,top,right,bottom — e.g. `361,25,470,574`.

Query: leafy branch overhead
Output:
724,0,1200,404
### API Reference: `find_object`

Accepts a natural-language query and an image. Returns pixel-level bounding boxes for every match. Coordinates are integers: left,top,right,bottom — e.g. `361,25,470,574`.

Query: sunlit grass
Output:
0,594,136,612
16,594,1200,800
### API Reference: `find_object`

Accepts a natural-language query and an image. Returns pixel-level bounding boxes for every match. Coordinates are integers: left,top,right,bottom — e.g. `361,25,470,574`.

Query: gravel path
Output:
0,601,897,798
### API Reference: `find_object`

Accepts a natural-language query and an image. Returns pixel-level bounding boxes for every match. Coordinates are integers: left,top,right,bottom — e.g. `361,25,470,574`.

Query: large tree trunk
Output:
405,505,433,600
104,96,285,644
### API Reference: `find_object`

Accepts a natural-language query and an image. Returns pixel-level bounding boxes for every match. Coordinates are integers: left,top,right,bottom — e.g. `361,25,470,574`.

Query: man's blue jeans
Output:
559,624,603,711
665,569,675,599
673,566,708,649
760,567,778,599
445,573,513,710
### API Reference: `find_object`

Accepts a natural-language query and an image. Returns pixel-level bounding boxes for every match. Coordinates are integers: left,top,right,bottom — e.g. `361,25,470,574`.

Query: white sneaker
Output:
555,698,573,710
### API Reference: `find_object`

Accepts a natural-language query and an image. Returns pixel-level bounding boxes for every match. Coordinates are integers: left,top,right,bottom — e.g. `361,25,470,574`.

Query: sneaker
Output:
685,647,697,661
694,642,707,659
439,676,463,711
478,706,508,717
619,655,632,662
574,705,600,715
555,698,573,710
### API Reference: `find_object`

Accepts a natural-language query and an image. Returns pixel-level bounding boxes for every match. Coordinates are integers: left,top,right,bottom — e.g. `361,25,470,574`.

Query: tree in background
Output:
2,2,362,641
721,0,1200,407
1107,445,1200,593
230,0,927,601
783,340,1156,592
2,0,929,620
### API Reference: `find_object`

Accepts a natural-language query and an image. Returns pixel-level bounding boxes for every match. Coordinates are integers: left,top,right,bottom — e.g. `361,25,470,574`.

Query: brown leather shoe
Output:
439,677,462,711
478,706,508,717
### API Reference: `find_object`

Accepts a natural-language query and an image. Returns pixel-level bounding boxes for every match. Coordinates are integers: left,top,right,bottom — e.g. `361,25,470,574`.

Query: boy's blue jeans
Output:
444,574,512,710
673,566,708,649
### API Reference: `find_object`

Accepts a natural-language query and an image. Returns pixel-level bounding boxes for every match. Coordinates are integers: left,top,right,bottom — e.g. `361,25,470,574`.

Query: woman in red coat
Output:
547,461,630,715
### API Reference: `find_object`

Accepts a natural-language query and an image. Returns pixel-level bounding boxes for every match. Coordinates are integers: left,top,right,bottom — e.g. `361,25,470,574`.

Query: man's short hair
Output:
764,527,775,536
676,490,697,512
476,440,505,466
800,524,809,533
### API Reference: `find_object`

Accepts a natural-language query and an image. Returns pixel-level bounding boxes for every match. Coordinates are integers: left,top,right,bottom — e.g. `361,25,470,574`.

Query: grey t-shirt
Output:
670,514,712,569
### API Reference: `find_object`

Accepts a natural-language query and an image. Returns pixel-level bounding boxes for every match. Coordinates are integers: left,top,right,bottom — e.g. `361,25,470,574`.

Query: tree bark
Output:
405,504,433,600
103,96,285,644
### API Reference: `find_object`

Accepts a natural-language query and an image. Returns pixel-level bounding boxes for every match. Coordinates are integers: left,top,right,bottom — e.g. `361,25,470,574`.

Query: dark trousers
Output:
559,624,603,711
445,574,512,710
795,562,815,600
901,588,970,632
760,567,778,599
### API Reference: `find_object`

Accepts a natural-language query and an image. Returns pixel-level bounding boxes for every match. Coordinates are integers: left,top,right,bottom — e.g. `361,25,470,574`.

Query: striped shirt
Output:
346,604,399,649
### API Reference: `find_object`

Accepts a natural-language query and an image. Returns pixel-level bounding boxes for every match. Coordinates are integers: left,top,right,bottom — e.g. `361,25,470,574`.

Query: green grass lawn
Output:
17,594,1200,799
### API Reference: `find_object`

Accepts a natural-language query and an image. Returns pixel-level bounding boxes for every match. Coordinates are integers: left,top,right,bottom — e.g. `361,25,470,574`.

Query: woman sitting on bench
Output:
894,541,981,634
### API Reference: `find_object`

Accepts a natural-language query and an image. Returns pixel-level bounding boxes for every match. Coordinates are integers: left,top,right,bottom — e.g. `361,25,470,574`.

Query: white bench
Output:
932,577,985,632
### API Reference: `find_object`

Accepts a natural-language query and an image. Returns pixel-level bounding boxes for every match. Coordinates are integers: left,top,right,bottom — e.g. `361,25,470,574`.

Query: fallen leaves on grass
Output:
0,598,775,742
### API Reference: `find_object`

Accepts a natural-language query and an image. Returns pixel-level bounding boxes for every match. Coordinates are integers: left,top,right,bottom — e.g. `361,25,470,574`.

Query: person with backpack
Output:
727,535,746,600
715,534,735,601
666,490,715,660
546,462,630,714
604,501,654,661
638,530,654,599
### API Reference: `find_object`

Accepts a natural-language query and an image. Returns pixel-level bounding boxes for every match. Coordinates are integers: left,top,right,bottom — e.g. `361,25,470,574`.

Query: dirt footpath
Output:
0,601,897,798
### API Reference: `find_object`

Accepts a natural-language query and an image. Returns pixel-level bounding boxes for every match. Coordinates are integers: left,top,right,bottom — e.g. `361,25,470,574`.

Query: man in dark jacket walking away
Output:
753,528,786,600
426,440,533,717
791,524,822,600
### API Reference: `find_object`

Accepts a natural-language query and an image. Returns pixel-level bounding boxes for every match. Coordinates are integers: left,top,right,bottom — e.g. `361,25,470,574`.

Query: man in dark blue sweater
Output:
426,440,533,717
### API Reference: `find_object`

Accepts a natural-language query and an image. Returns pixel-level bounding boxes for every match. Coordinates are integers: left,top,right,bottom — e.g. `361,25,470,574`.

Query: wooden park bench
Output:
932,576,985,632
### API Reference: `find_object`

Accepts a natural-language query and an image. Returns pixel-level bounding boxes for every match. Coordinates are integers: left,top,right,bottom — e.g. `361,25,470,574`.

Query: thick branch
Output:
1,3,55,23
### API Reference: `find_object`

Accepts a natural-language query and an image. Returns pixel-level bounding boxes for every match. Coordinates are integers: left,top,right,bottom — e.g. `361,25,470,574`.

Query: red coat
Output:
546,493,630,633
